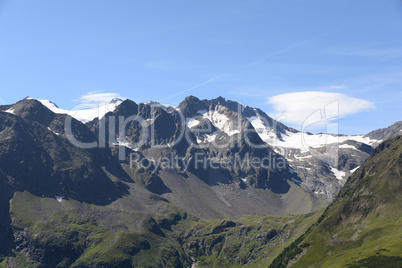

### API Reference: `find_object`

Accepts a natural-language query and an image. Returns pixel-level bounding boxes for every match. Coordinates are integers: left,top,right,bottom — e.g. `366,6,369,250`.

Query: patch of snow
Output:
55,196,65,202
198,109,239,137
186,118,200,128
205,133,218,142
339,144,357,150
113,138,135,149
47,127,59,135
350,166,360,173
330,166,346,180
294,154,313,160
5,108,15,114
247,115,277,144
226,129,240,136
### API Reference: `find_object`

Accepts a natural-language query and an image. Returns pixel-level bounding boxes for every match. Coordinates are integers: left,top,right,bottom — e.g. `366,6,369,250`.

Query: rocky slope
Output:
270,135,402,267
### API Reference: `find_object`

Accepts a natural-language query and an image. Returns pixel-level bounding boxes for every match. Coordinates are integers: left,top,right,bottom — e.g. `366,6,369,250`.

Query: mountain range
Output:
0,96,400,267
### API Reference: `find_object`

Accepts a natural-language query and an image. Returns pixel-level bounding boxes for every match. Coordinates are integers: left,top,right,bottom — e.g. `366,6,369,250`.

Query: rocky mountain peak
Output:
109,97,124,105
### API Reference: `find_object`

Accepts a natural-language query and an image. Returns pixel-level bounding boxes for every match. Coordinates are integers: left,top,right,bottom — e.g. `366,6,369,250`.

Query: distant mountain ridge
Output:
1,96,400,203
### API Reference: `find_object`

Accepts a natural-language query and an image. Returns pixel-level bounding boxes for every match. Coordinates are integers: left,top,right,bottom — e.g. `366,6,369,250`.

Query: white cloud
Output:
268,91,374,127
78,92,126,103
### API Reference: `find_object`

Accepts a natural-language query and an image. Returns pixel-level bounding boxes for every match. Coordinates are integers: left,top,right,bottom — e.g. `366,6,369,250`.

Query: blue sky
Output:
0,0,401,134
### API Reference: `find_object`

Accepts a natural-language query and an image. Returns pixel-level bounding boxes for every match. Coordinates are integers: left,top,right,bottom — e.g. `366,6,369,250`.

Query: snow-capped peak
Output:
28,98,123,123
109,98,124,105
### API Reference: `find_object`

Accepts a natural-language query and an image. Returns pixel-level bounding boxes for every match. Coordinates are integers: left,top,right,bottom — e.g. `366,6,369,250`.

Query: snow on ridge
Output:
144,101,170,109
249,126,380,153
244,109,381,151
247,115,277,144
35,99,68,114
329,166,346,180
32,98,122,123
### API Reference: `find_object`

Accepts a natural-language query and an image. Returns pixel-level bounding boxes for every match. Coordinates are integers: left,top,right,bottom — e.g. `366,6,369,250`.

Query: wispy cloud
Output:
78,92,126,103
247,39,312,68
247,24,349,68
160,76,223,101
268,91,375,126
329,47,402,58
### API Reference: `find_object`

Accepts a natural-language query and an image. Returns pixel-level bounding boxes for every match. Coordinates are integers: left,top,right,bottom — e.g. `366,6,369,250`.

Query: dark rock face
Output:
176,95,208,118
0,111,129,259
176,96,296,192
0,112,124,204
210,220,237,234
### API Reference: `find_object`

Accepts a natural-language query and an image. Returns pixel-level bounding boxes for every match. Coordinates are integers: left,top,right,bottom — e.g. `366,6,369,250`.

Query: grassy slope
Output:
271,135,402,268
7,190,323,267
180,211,323,267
